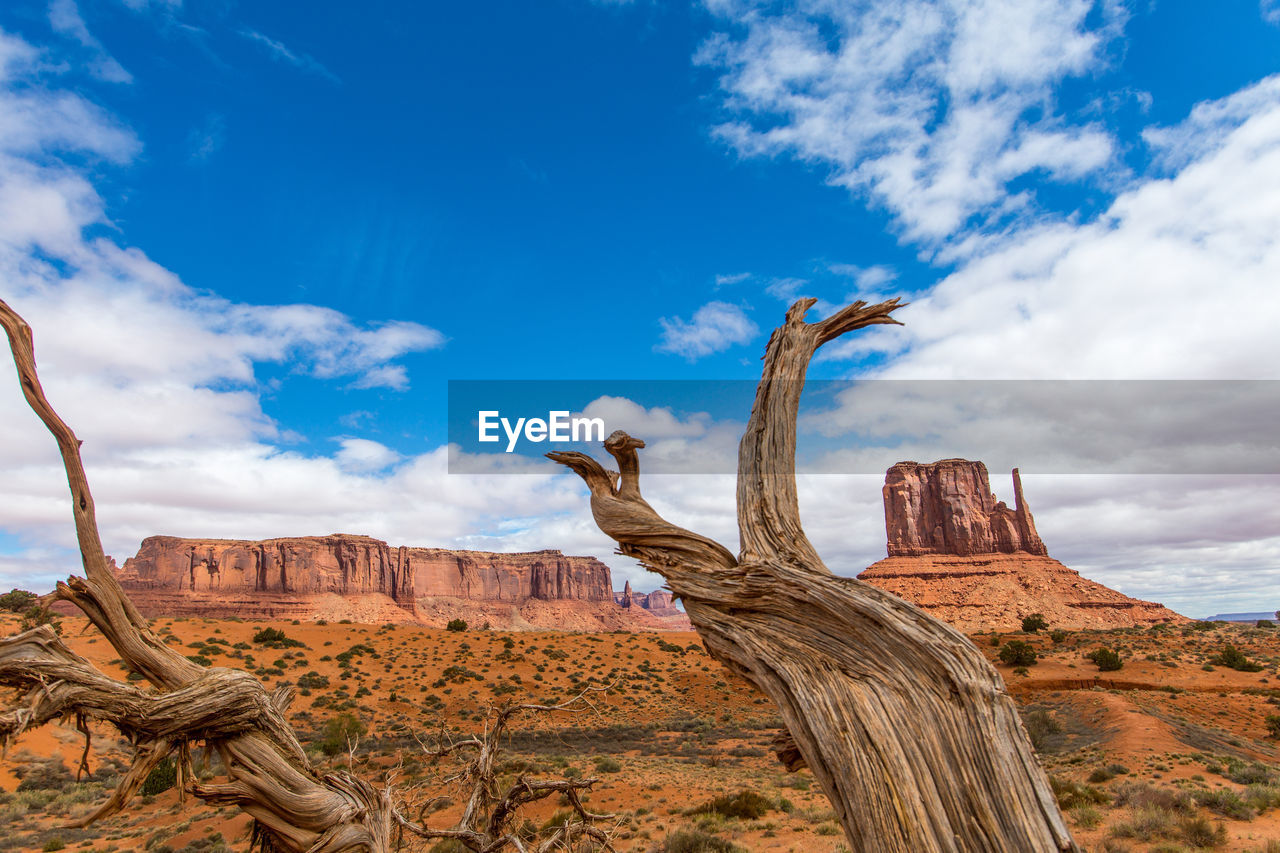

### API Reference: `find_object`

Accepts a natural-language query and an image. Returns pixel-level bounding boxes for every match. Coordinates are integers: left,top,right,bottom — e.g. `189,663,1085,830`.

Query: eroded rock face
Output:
119,535,415,603
884,460,1047,557
409,548,613,603
614,586,682,618
119,535,613,606
862,459,1185,631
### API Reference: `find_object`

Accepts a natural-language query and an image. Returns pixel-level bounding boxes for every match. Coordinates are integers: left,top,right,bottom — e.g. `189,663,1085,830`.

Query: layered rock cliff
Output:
860,461,1186,632
884,459,1046,557
114,534,685,630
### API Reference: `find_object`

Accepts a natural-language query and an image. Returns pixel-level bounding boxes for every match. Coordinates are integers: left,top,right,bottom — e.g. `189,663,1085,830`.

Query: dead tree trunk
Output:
550,297,1078,853
0,297,613,853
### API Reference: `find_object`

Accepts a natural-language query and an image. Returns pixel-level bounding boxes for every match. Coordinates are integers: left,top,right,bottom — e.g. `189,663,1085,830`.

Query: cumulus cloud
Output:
697,0,1125,250
655,300,758,360
823,75,1280,380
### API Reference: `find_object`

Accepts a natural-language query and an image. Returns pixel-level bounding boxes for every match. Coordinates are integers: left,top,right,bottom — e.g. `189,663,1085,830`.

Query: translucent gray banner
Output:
446,380,1280,475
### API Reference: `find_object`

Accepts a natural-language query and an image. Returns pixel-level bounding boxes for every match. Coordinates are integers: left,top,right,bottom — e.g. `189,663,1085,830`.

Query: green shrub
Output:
1087,647,1124,671
1049,630,1069,644
141,756,178,796
1021,613,1048,633
1209,644,1263,672
42,840,65,852
320,712,367,756
0,588,37,612
1265,714,1280,739
446,619,467,632
593,756,622,773
999,640,1037,666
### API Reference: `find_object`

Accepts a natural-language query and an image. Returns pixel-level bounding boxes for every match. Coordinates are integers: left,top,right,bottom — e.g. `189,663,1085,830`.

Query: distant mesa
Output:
859,459,1186,632
108,534,689,631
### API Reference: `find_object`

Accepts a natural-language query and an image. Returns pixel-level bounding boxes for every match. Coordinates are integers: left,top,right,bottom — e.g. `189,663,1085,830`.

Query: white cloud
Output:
237,28,339,83
334,438,401,473
697,0,1126,249
655,300,758,360
824,75,1280,380
714,271,751,287
1264,0,1280,26
48,0,133,83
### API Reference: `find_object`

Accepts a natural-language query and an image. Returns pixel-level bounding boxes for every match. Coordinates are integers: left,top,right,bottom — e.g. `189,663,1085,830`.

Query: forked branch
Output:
552,296,1079,852
1,296,616,853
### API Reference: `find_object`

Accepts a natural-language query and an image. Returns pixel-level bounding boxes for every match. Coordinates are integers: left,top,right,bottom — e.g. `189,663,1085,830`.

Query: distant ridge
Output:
1200,611,1277,622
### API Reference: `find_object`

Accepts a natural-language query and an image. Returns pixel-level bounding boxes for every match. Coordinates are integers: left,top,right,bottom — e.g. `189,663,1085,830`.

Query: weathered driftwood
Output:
550,297,1078,853
0,297,611,853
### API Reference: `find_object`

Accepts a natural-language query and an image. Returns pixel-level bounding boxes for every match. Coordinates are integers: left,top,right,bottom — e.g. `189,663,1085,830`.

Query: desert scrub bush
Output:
320,712,367,756
1178,814,1227,848
1022,613,1048,632
593,756,622,773
1114,781,1193,814
1069,803,1103,829
1265,714,1280,739
0,588,36,612
140,757,177,796
659,829,744,853
1088,647,1124,671
686,790,772,820
1210,644,1263,672
446,618,468,632
1194,788,1254,820
1050,776,1108,809
1244,782,1280,812
1223,760,1279,785
251,627,304,648
999,640,1037,666
1022,709,1062,751
1050,630,1069,644
1110,805,1177,841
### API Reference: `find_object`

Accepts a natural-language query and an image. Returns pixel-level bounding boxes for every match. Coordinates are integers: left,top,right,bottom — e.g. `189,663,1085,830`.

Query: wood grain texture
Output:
550,297,1079,853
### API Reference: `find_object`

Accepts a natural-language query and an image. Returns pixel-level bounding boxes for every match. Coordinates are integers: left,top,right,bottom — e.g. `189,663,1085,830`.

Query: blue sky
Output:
1,0,1279,616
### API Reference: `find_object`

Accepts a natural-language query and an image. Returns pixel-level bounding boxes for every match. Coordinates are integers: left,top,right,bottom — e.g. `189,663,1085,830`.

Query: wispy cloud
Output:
697,0,1127,253
48,0,133,83
656,301,758,360
186,112,224,161
714,271,751,288
238,28,338,83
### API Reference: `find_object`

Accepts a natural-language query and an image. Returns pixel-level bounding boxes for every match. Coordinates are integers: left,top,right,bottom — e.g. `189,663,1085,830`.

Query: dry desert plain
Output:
2,611,1279,853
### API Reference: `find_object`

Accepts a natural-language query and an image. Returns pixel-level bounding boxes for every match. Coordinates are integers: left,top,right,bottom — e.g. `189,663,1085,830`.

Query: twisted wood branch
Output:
551,297,1079,853
0,297,613,853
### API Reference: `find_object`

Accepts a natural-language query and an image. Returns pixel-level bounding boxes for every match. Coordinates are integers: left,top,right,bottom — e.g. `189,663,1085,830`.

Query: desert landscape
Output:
1,611,1278,853
3,452,1278,852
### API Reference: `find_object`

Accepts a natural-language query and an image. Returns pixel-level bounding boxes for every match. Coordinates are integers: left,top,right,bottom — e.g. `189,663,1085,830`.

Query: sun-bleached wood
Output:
550,297,1078,853
0,297,612,853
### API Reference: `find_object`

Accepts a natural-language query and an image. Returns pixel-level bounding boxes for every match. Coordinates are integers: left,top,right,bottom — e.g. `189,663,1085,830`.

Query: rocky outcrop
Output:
120,534,415,602
860,460,1186,632
884,460,1046,557
409,548,612,603
113,534,686,630
614,585,683,618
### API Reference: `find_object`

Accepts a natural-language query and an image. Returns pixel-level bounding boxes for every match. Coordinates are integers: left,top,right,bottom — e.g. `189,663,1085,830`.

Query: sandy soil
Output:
2,612,1278,852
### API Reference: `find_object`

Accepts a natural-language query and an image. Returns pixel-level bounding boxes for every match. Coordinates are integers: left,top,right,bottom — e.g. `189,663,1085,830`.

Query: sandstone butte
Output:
109,534,690,631
858,459,1187,632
